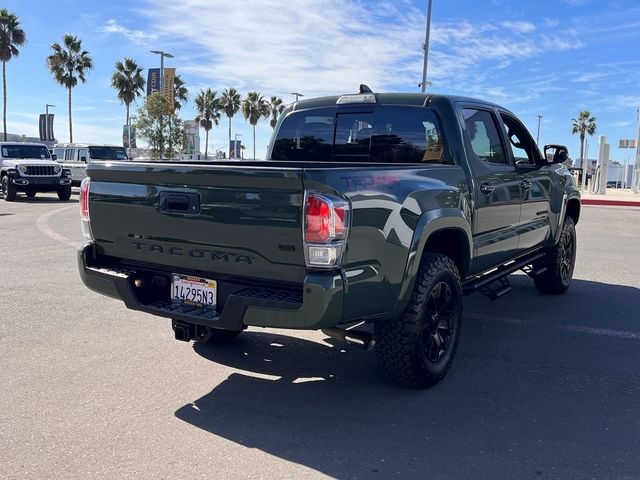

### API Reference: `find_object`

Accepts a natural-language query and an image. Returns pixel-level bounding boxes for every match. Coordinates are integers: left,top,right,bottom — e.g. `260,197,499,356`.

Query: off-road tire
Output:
2,176,17,202
57,185,72,201
194,326,243,344
375,253,463,388
534,216,576,294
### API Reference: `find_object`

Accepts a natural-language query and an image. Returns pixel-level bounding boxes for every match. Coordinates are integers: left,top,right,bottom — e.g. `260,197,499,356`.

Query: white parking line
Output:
35,205,82,249
468,312,640,341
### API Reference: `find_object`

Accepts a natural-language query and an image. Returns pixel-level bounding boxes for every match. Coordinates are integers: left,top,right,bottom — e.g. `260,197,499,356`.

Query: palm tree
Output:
0,9,26,141
194,88,221,160
242,91,270,160
173,74,188,111
219,88,241,157
47,35,93,143
571,111,597,165
111,58,145,127
268,96,285,129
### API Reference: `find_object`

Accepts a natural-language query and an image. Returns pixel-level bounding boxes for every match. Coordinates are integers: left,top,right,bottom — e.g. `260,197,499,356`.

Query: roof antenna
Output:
359,84,373,94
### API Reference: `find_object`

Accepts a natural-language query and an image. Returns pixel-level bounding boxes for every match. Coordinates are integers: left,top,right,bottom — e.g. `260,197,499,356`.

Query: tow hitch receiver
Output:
172,321,195,342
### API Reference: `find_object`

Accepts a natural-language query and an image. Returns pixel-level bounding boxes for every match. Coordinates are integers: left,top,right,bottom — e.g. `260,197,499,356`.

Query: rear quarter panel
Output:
304,165,471,321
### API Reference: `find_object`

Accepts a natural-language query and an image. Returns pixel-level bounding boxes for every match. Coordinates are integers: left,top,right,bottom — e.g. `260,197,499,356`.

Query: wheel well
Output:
423,229,470,277
566,199,580,224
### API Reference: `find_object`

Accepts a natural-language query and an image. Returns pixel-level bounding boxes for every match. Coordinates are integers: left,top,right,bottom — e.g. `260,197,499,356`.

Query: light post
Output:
290,92,304,102
45,104,55,144
420,0,433,93
633,107,640,194
149,50,174,94
128,115,137,159
536,115,543,146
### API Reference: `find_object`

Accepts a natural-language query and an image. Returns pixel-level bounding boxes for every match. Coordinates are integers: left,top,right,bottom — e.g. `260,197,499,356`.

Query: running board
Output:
463,252,546,300
321,328,375,350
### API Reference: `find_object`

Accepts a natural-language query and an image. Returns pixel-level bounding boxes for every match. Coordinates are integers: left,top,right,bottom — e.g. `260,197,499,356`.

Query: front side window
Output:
500,114,539,166
1,144,51,159
462,108,507,165
78,148,89,161
270,106,450,164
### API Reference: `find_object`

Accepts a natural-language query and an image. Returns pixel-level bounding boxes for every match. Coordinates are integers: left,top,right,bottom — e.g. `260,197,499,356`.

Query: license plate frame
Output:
171,274,217,308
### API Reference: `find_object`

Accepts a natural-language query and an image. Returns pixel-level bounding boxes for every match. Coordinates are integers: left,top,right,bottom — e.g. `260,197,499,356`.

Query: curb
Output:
582,199,640,207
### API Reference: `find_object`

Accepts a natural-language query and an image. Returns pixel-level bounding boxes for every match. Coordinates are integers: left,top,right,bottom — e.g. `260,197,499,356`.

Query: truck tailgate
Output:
87,162,306,285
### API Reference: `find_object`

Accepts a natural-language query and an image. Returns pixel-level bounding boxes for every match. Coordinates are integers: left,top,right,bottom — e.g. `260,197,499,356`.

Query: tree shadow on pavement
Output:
175,278,640,479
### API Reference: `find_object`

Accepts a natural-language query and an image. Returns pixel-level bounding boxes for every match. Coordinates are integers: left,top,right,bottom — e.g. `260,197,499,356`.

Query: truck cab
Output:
0,142,72,201
53,143,129,186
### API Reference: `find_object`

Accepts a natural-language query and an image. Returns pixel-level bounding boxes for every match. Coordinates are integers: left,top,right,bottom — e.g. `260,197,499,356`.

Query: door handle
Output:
480,183,495,194
520,180,532,190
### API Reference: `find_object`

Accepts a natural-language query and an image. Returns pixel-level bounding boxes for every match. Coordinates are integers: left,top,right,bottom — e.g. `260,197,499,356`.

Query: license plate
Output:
171,274,217,307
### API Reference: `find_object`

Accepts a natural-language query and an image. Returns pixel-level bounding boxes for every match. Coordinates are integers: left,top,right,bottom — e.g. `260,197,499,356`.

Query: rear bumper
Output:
78,243,344,331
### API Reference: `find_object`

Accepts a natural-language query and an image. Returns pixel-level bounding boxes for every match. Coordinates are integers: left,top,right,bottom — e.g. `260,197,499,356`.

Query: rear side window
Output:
462,108,507,165
270,106,450,164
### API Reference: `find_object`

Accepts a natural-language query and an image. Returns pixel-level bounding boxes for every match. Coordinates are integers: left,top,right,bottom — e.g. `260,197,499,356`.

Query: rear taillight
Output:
80,177,93,240
304,192,350,269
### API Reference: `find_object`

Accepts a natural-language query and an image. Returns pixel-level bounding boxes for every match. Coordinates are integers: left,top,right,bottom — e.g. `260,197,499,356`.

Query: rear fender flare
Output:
389,209,472,319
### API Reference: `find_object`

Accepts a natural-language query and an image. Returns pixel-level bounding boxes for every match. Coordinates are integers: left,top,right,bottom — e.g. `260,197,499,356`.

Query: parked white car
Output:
53,143,129,186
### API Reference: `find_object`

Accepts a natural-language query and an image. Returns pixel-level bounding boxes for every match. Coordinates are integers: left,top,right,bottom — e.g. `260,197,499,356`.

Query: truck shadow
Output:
175,278,640,479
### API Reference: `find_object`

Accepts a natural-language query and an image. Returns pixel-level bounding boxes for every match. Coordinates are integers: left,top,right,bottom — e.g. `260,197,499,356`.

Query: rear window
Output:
270,106,450,164
1,144,51,159
89,146,129,160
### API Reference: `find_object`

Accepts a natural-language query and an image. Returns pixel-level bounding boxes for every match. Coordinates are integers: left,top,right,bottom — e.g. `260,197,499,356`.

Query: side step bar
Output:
463,252,546,300
322,328,375,350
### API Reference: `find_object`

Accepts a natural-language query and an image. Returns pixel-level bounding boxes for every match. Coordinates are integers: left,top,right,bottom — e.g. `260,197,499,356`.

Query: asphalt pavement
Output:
1,193,639,480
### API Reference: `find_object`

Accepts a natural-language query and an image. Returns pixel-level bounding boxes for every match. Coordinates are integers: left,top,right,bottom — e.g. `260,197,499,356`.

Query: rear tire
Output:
375,253,463,388
57,185,72,201
534,216,576,294
2,176,16,202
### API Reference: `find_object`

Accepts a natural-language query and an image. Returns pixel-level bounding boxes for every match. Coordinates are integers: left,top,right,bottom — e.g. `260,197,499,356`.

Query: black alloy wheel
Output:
422,281,456,363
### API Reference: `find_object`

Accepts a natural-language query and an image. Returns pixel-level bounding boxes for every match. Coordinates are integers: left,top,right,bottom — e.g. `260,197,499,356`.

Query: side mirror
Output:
80,156,87,163
544,144,569,164
51,154,57,161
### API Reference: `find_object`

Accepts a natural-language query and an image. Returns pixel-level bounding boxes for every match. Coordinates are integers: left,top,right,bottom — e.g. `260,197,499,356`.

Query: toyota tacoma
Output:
77,87,580,387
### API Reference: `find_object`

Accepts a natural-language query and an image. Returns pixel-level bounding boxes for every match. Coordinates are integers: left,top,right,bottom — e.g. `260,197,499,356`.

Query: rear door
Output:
460,106,522,272
88,162,307,286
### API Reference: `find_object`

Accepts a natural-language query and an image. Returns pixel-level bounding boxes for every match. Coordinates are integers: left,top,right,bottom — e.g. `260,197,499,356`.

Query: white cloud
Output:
99,19,158,46
500,20,536,33
136,0,583,103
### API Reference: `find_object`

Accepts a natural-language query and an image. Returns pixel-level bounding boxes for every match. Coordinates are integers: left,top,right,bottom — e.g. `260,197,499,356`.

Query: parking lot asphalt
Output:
1,194,639,480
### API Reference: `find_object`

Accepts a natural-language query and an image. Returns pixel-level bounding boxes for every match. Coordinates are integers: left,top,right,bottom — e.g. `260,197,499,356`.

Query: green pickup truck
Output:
78,87,580,388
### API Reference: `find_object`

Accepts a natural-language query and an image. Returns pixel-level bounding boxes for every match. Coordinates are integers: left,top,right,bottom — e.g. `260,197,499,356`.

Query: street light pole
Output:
45,104,55,144
632,107,640,194
290,92,304,102
149,50,174,94
420,0,433,93
536,115,543,146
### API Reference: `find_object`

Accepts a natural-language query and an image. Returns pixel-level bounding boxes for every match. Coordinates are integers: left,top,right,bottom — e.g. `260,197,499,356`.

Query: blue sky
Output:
3,0,640,162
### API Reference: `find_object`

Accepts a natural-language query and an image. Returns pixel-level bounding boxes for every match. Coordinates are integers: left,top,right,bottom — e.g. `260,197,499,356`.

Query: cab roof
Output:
290,92,504,111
